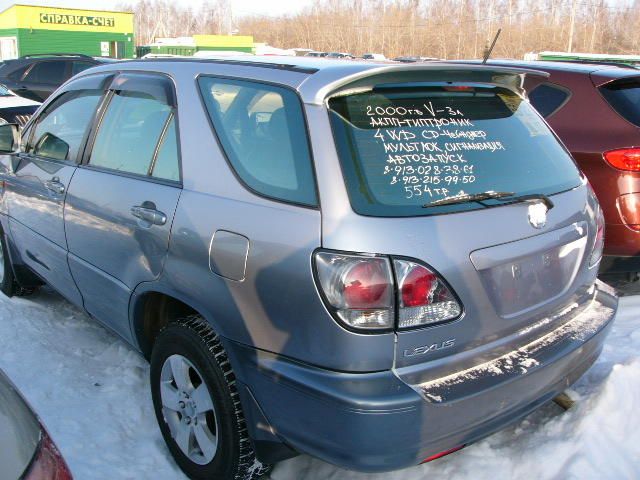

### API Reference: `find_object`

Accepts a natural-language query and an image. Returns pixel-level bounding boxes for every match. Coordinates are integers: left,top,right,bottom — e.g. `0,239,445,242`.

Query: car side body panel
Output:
64,168,181,340
4,155,82,305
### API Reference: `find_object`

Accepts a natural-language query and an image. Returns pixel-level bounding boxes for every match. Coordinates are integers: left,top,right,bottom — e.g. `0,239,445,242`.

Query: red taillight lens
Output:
401,266,436,307
343,261,390,308
25,431,73,480
314,250,462,332
395,260,461,329
314,251,394,330
603,148,640,171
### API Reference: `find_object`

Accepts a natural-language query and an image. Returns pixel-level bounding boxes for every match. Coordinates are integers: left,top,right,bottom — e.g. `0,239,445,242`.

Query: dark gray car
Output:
0,53,114,102
0,57,617,479
0,368,72,479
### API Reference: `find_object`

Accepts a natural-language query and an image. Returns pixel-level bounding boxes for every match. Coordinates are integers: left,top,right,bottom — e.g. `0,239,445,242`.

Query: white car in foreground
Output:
0,83,39,125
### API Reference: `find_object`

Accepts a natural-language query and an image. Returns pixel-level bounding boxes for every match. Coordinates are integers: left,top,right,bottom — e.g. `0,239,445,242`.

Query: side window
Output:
27,89,103,161
23,61,66,84
528,83,570,118
151,116,180,181
7,65,28,81
71,61,95,77
198,77,317,206
89,89,179,180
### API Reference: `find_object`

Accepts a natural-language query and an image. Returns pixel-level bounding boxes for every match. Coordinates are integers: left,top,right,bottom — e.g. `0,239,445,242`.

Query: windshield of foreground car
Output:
328,85,582,216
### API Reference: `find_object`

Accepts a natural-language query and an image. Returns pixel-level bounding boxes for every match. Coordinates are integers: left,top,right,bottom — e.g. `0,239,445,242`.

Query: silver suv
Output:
0,57,617,479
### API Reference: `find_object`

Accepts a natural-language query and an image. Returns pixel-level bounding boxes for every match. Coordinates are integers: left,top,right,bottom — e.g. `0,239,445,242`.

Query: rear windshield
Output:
329,85,581,216
600,78,640,127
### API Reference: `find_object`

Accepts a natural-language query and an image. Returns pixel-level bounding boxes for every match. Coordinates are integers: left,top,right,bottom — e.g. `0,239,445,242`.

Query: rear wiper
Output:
423,191,554,209
495,193,554,210
423,190,514,207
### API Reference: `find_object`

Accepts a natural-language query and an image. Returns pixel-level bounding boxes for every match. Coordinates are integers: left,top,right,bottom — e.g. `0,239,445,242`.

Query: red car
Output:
475,60,640,276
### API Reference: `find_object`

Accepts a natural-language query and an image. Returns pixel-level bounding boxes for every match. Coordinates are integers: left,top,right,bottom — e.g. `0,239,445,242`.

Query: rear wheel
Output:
150,315,270,480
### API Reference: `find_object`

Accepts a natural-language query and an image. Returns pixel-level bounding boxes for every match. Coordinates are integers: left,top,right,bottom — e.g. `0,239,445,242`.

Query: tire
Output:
150,315,271,480
0,231,33,297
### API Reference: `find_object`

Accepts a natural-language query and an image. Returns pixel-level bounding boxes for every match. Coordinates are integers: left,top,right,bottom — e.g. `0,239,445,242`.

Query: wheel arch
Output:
132,284,297,465
129,285,222,359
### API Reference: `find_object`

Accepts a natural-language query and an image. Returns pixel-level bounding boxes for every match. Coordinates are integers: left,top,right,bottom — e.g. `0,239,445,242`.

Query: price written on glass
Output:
366,101,506,200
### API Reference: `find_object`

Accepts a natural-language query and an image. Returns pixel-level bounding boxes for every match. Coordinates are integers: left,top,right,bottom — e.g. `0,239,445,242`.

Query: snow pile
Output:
0,288,638,480
0,289,184,479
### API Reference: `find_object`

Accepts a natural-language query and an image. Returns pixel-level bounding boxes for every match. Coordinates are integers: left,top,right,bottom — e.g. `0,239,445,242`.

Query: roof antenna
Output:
482,28,502,64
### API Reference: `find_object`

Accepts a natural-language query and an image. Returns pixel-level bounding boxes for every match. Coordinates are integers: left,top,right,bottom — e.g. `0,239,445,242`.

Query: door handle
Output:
130,204,167,226
44,178,65,195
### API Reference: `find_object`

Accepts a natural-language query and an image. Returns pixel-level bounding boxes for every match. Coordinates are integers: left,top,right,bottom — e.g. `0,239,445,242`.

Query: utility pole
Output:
567,0,577,53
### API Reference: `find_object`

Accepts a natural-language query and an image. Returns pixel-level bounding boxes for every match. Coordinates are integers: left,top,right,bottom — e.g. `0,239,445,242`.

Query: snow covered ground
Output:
0,287,638,480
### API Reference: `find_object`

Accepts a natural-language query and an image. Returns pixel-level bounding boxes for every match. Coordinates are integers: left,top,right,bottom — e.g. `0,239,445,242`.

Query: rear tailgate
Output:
318,67,600,371
319,186,598,371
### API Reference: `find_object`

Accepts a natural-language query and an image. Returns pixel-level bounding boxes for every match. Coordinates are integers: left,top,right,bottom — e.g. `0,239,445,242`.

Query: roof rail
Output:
137,57,319,74
19,53,95,60
558,59,639,69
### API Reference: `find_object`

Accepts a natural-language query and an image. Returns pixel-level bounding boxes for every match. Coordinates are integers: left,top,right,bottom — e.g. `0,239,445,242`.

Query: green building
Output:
0,4,134,60
136,35,254,58
524,51,640,67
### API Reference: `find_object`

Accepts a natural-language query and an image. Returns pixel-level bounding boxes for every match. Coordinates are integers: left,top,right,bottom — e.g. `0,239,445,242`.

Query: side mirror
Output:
0,123,19,154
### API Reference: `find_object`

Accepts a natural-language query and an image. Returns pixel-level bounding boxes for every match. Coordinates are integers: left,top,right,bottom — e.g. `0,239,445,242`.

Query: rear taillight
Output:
314,250,461,332
394,260,461,328
25,431,73,480
589,205,605,268
314,252,394,330
603,148,640,171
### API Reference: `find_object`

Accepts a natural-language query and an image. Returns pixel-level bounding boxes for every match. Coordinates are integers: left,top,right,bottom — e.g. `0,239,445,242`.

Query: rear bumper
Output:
601,223,640,271
600,253,640,274
231,282,617,473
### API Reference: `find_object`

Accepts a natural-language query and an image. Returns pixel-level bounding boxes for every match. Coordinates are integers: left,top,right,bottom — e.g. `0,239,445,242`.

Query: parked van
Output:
0,56,617,479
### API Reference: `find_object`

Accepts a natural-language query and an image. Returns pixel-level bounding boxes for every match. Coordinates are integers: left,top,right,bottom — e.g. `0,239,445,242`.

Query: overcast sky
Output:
0,0,315,17
0,0,632,18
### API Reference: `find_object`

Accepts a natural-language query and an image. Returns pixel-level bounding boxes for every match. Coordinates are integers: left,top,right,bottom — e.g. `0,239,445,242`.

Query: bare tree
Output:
121,0,640,59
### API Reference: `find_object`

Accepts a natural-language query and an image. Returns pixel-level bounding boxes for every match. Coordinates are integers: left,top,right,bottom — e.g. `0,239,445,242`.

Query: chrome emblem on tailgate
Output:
404,339,456,357
528,202,548,229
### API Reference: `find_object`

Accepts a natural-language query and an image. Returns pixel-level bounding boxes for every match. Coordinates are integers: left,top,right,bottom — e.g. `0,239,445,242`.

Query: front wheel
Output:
150,315,270,480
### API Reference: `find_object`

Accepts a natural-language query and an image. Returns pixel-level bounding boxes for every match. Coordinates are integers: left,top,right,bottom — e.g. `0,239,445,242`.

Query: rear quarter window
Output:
600,77,640,127
24,61,66,84
528,83,570,118
329,85,581,216
198,77,317,207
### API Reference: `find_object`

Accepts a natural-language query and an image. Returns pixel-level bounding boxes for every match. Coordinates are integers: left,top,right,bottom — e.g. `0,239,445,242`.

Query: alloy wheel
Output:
160,354,218,465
